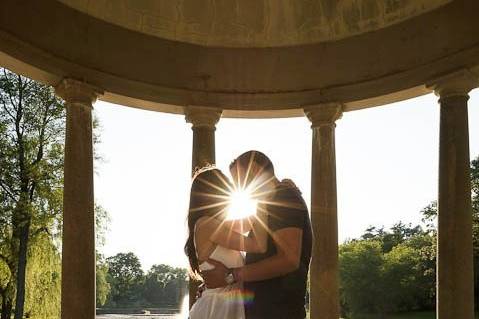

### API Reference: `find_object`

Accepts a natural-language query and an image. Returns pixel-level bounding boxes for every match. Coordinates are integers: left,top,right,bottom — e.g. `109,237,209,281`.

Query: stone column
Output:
185,106,222,173
185,106,222,307
55,79,102,319
428,70,478,319
304,103,342,319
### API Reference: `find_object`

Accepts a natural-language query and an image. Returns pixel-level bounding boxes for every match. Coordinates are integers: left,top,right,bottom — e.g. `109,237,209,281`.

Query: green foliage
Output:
23,233,61,319
143,264,187,306
95,205,112,307
361,222,423,253
96,254,111,307
382,244,422,311
341,155,479,318
340,224,436,318
340,240,385,315
95,204,110,248
101,253,188,309
404,233,436,309
0,68,65,231
0,68,65,319
106,252,145,306
418,157,479,311
0,68,109,318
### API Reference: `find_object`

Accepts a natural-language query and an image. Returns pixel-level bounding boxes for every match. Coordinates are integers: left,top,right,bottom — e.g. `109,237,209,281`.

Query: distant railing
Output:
96,307,181,315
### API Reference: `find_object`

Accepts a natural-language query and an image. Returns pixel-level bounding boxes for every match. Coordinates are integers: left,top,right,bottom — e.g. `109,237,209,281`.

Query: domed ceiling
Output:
1,0,478,117
57,0,451,47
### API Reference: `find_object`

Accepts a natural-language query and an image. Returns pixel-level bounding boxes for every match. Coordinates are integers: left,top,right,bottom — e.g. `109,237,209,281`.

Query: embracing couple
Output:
185,150,312,319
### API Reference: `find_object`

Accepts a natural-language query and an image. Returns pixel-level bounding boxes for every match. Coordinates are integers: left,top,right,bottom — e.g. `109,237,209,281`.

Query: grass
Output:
339,312,435,319
340,312,479,319
306,311,479,319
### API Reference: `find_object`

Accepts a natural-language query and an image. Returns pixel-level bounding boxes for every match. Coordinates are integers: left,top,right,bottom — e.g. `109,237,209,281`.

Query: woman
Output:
185,166,268,319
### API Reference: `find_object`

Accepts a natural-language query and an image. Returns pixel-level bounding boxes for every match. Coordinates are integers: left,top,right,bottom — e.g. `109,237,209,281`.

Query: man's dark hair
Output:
230,150,275,177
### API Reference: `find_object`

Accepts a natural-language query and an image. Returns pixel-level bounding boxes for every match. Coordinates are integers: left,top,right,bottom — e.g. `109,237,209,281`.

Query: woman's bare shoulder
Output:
194,217,217,261
196,216,220,230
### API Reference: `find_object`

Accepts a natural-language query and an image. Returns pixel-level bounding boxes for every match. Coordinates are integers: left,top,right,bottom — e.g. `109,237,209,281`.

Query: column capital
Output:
55,78,103,107
304,103,343,127
185,106,222,128
427,69,479,99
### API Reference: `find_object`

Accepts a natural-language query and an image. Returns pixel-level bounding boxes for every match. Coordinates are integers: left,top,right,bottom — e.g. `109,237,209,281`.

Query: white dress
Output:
189,244,246,319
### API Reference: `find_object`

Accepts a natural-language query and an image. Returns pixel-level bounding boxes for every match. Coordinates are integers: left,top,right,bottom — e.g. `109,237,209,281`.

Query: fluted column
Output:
304,103,342,319
55,79,102,319
185,106,222,307
428,70,478,319
185,106,222,173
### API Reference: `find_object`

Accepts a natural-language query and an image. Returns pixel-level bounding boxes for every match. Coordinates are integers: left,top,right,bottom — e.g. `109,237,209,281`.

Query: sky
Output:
93,90,479,271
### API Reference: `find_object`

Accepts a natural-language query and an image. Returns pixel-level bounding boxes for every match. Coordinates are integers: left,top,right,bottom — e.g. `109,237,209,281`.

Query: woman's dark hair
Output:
184,167,232,277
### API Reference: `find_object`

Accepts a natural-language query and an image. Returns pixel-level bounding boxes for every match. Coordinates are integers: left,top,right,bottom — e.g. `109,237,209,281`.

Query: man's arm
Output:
202,227,303,287
235,227,303,282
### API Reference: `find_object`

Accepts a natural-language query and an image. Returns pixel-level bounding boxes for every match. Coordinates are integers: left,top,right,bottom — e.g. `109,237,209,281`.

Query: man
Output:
203,150,312,319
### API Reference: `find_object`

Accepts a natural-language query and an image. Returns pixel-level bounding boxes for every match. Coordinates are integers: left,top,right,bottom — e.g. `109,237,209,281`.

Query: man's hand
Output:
196,283,205,299
200,259,229,289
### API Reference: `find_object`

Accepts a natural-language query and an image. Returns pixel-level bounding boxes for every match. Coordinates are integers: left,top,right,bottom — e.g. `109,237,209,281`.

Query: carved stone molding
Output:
55,78,103,107
304,103,343,128
427,69,479,99
185,106,222,128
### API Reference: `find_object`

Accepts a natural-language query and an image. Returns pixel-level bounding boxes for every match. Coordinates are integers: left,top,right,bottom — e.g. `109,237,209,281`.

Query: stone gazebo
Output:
1,0,478,318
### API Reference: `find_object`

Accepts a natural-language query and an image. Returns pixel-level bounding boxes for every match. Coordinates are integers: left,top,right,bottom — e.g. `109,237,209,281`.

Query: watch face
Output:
226,274,235,284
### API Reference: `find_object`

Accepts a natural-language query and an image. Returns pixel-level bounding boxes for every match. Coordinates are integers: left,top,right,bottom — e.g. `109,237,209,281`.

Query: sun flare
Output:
227,189,258,220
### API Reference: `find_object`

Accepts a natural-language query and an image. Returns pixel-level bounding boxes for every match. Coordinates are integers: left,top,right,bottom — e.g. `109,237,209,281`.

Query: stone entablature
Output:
1,0,478,117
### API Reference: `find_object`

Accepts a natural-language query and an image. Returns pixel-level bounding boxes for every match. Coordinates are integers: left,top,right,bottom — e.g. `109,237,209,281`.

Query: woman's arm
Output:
201,227,303,288
220,218,252,233
197,212,268,253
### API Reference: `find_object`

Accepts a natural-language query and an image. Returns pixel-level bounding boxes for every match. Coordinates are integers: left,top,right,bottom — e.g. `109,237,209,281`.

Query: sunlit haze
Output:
94,90,479,271
227,190,258,221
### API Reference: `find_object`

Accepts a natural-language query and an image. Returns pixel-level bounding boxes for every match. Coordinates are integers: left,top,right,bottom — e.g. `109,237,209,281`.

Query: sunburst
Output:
226,187,258,220
192,155,280,231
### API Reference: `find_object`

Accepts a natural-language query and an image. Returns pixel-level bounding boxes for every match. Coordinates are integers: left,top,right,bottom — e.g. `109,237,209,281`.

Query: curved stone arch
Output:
0,0,478,119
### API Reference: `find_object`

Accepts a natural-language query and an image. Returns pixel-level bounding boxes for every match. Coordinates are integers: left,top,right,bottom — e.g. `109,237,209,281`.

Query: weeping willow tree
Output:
0,68,64,319
96,205,111,307
24,233,61,319
0,253,11,319
0,68,109,318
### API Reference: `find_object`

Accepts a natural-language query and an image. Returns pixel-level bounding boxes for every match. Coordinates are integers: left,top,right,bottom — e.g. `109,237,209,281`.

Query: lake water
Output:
97,296,189,319
97,315,182,319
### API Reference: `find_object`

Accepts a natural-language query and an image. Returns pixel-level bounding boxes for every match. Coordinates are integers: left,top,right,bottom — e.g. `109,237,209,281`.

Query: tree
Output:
0,68,64,319
404,233,436,310
96,254,111,307
106,252,144,306
23,232,61,319
0,68,109,318
340,223,436,318
0,255,11,319
420,156,479,311
143,264,187,307
95,204,111,307
339,240,385,316
338,153,479,318
361,222,423,253
382,244,423,312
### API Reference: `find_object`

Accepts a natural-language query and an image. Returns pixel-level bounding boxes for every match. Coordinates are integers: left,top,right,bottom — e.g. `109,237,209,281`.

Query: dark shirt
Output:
244,181,312,319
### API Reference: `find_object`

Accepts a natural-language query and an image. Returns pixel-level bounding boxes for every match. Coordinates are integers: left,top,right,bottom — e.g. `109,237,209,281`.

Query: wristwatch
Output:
225,269,235,285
